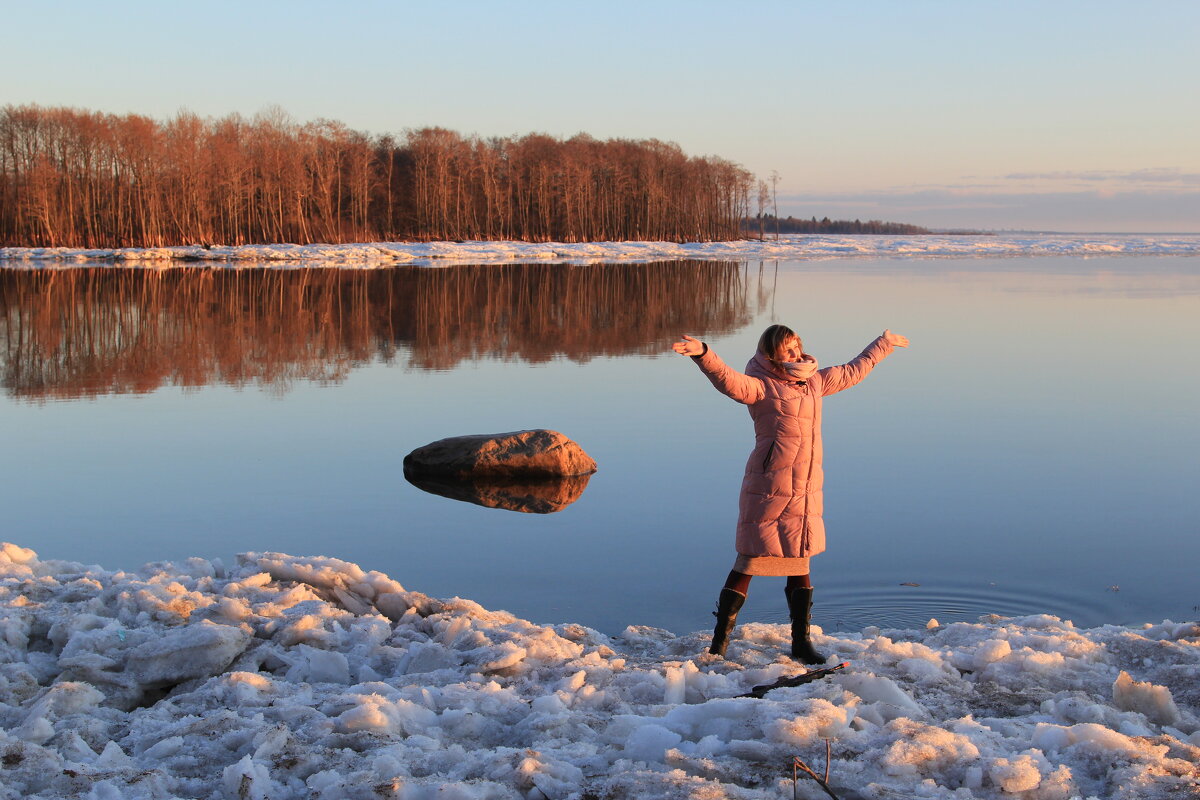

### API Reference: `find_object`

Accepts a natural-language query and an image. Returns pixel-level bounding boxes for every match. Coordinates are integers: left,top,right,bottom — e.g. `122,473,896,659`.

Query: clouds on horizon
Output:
1002,168,1200,188
780,185,1200,233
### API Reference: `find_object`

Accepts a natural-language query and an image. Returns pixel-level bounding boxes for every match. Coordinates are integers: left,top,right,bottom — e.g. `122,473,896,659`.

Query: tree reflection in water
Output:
0,261,761,401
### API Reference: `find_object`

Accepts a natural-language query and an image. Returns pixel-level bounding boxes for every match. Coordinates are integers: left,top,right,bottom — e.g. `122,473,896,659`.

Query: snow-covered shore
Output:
3,234,1200,268
1,544,1196,799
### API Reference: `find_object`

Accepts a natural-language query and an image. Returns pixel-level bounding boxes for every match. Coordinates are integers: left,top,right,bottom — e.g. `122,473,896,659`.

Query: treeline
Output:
1,262,759,399
0,105,754,248
744,214,930,236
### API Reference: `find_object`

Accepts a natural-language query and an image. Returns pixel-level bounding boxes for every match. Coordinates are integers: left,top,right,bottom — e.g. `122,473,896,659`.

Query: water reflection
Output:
403,469,592,514
3,256,1197,634
0,261,757,400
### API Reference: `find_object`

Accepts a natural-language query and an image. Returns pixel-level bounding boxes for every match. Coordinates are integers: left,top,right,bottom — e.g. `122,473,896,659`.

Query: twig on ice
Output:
737,662,848,699
792,754,841,800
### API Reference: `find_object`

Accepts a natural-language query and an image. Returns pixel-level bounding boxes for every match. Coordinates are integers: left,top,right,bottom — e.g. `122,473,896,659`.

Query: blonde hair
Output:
757,324,800,361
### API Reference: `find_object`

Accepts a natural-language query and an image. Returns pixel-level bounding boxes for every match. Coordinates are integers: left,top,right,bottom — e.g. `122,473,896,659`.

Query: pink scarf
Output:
755,352,819,381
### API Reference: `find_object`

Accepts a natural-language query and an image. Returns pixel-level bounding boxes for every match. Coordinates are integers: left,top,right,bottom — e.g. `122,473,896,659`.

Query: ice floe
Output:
3,234,1200,268
1,542,1197,798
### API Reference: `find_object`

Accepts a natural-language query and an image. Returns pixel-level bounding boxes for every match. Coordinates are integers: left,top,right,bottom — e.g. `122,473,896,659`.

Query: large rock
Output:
403,429,597,479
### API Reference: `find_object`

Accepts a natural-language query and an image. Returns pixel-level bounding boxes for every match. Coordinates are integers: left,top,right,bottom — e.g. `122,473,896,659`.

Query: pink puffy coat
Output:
693,335,894,558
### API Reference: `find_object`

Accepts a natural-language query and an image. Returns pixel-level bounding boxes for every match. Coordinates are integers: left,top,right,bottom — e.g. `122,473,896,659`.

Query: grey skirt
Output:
733,554,811,576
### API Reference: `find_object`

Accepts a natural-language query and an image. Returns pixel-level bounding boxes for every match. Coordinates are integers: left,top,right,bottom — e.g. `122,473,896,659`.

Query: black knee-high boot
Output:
709,588,746,657
785,585,826,664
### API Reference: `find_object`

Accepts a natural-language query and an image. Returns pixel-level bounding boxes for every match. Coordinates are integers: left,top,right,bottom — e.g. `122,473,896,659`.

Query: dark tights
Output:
723,570,811,596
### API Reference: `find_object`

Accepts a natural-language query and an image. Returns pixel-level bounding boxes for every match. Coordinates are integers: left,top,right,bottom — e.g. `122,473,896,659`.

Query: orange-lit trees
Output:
0,104,754,247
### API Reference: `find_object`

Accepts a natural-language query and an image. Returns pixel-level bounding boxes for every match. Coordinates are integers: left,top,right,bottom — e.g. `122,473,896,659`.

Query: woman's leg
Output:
710,571,751,656
785,574,811,592
725,570,752,595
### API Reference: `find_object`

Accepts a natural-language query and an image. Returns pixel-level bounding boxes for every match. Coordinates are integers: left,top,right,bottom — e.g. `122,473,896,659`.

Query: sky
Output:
4,0,1199,232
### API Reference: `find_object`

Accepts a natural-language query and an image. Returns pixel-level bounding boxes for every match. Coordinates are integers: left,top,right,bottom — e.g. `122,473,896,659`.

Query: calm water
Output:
3,257,1197,636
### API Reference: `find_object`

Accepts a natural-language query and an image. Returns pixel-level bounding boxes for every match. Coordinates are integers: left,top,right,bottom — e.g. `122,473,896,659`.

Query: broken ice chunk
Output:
1112,670,1182,727
126,621,251,684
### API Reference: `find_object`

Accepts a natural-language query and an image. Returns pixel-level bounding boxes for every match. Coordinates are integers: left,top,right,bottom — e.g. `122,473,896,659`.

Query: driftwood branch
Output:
737,662,848,699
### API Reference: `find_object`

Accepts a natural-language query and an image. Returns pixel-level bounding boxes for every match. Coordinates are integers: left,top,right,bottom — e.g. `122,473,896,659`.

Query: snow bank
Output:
3,234,1200,268
1,543,1197,799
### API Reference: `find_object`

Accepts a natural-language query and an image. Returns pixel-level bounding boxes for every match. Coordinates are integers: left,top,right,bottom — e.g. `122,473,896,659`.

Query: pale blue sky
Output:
5,0,1198,231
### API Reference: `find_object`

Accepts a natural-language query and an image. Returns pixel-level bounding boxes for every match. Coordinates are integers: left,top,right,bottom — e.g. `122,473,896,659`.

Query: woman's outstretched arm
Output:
673,334,765,405
671,334,707,357
818,329,908,396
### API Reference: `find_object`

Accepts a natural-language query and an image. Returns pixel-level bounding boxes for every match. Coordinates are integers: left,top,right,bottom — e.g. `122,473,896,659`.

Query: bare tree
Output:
769,170,781,240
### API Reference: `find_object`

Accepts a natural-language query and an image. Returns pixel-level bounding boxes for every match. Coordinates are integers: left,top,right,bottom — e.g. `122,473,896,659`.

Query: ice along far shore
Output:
0,542,1196,799
4,233,1200,268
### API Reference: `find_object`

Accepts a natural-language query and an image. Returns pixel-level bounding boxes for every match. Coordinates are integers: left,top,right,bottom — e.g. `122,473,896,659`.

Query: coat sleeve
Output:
692,346,766,405
818,335,894,396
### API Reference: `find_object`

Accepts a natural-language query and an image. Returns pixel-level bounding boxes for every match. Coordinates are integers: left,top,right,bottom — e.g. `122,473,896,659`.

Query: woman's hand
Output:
673,334,705,357
883,329,909,348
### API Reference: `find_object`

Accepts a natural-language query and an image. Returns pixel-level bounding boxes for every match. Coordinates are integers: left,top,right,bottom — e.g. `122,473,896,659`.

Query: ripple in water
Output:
755,577,1130,632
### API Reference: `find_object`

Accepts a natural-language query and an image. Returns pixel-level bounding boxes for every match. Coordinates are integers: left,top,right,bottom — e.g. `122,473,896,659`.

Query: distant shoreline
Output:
3,233,1200,268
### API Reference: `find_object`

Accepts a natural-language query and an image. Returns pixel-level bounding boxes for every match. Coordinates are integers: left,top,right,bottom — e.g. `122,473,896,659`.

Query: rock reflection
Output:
403,468,592,514
0,262,761,400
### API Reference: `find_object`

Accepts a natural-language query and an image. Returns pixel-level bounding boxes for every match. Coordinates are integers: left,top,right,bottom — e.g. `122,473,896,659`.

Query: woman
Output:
673,325,908,662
